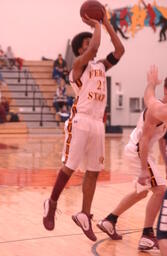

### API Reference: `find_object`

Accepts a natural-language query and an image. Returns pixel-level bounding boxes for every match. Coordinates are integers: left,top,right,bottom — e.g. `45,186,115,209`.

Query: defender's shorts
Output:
124,142,166,187
157,190,167,240
62,113,105,172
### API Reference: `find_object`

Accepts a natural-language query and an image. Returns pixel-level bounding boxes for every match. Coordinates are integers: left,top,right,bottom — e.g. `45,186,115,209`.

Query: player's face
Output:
80,37,91,53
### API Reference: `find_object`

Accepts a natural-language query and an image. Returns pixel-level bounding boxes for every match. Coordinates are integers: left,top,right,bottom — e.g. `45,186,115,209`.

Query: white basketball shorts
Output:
124,141,166,187
62,113,105,172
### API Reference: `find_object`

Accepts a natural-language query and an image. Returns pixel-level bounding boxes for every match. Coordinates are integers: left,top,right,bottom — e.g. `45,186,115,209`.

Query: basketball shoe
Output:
97,219,122,240
72,212,97,241
43,199,57,230
138,234,159,251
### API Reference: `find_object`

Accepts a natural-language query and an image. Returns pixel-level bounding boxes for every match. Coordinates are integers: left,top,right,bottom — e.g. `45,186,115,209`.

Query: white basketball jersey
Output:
130,109,166,149
69,61,107,121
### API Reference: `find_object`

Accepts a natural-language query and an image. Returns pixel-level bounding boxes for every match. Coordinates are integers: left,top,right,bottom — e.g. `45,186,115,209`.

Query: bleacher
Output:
0,60,74,134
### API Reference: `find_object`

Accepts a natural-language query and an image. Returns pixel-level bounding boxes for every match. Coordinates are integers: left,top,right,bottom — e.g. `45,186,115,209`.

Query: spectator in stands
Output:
0,45,9,69
1,97,10,114
0,72,6,86
53,78,67,112
58,104,70,122
0,96,9,123
5,46,15,69
52,54,69,83
0,103,7,123
0,96,19,123
0,72,7,102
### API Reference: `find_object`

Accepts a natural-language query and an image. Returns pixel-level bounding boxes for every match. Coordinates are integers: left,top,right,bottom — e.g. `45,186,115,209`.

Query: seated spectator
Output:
0,45,9,69
7,111,20,122
53,78,67,112
58,105,70,122
0,96,9,123
15,57,23,70
0,72,7,102
5,46,16,69
0,71,7,86
0,105,7,123
52,54,69,83
0,96,19,123
1,96,10,114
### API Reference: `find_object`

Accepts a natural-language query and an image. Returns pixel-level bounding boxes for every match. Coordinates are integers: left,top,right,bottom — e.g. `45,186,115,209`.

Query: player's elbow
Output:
120,45,125,56
118,46,125,58
114,46,125,60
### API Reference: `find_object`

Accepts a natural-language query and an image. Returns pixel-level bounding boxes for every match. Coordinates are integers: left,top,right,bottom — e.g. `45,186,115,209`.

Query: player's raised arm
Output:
101,7,125,71
72,16,101,81
144,65,161,107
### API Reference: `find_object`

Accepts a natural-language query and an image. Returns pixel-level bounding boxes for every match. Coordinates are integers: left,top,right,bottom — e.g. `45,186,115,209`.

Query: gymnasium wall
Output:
1,0,167,126
99,26,167,126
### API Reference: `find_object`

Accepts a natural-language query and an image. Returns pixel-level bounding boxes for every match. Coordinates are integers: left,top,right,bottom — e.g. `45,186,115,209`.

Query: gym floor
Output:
0,129,165,256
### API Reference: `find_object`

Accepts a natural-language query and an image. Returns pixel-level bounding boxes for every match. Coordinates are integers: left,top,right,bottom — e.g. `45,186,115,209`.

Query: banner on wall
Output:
106,0,167,42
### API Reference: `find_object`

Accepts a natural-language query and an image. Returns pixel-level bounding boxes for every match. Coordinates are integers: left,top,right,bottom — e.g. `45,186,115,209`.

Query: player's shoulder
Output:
96,60,106,69
146,102,165,125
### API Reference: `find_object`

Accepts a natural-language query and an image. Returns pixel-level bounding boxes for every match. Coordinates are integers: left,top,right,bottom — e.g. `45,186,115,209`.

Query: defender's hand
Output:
138,171,151,186
147,65,162,88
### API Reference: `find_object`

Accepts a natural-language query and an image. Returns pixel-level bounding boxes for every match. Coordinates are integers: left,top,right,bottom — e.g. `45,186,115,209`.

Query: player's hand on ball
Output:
101,6,109,25
82,14,100,28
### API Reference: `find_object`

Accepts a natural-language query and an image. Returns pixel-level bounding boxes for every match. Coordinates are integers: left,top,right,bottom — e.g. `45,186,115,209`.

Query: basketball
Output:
80,0,104,22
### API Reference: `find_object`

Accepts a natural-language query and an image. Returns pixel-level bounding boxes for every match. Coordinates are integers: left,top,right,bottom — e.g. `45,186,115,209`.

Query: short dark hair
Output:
164,77,167,89
71,32,92,57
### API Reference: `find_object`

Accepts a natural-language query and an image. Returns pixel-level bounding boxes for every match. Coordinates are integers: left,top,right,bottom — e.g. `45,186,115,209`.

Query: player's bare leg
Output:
43,165,74,230
138,185,166,251
112,190,148,216
72,171,99,241
97,190,148,240
82,171,99,214
144,186,166,227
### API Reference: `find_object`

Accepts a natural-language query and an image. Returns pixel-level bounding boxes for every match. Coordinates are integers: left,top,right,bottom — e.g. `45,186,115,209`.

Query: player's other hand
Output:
101,6,109,26
138,171,151,186
147,65,162,88
82,14,100,28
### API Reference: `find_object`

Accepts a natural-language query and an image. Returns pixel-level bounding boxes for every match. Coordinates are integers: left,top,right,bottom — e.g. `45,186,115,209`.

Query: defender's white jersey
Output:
130,109,166,150
69,61,107,121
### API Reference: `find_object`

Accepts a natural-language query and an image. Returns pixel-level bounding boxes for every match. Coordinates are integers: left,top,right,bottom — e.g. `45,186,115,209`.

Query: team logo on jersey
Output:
99,156,104,164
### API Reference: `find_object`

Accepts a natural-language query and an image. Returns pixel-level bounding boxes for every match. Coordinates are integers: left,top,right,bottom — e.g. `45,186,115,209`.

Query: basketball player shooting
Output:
43,3,124,241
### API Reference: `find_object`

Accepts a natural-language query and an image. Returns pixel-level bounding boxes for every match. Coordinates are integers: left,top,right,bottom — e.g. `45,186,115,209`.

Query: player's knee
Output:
136,190,148,200
62,165,74,176
86,170,99,179
138,190,148,199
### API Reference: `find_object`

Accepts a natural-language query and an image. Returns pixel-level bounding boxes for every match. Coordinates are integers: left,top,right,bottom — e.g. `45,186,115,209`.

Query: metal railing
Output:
39,98,46,127
24,69,29,96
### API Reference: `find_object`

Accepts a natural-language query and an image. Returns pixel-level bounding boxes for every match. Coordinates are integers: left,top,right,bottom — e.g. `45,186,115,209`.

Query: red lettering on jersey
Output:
88,92,93,100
